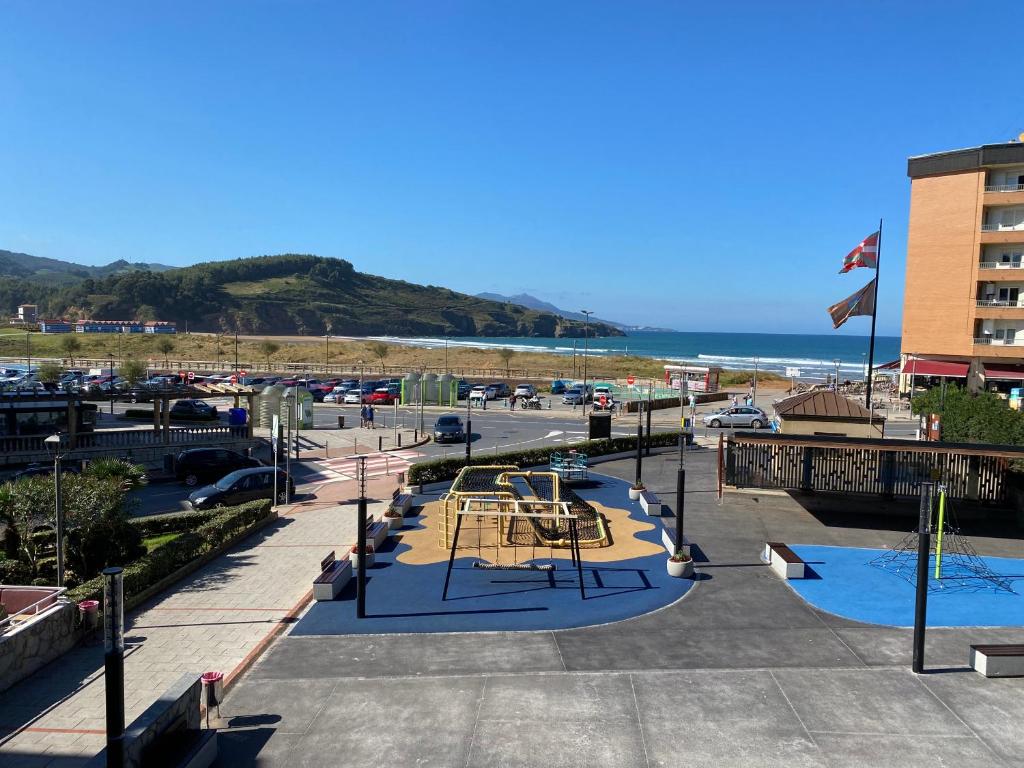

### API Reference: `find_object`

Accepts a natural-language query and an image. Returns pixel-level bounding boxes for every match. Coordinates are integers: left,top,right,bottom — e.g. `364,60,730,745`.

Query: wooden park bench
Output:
639,489,662,516
313,551,352,601
763,542,806,579
390,487,414,516
970,644,1024,678
367,518,389,549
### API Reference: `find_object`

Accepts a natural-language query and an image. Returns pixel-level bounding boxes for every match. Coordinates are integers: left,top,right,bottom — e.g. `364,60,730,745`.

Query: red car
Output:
370,388,398,405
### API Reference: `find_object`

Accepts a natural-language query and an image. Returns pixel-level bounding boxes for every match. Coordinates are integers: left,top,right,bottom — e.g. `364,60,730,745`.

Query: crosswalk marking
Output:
301,449,423,484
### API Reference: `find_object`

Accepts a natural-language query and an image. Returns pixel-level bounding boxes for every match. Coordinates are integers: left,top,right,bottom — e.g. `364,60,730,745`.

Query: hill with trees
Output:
0,253,624,338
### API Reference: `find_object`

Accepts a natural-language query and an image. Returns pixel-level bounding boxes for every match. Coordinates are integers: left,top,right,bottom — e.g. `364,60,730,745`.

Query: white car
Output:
323,386,347,404
514,384,536,398
470,385,491,401
343,389,363,404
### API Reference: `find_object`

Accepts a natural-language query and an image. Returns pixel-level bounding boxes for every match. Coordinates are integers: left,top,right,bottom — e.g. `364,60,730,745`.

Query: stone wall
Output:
0,601,83,694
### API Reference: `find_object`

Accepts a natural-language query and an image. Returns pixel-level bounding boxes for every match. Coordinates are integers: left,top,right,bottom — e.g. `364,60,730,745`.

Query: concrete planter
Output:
667,558,694,578
350,550,375,569
385,514,403,531
628,486,644,501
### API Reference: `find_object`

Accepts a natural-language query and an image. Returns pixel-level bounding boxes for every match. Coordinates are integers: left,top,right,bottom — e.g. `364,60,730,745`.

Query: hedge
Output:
122,408,218,422
407,432,683,485
65,499,273,604
128,508,219,537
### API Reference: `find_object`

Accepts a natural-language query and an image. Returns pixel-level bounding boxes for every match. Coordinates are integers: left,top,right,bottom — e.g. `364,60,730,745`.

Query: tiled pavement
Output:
0,482,392,767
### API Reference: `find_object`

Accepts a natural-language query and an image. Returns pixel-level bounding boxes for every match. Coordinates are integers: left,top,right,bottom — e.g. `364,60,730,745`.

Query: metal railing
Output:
979,261,1024,269
973,337,1024,346
0,587,66,634
976,299,1024,308
985,183,1024,193
982,223,1024,232
0,425,249,456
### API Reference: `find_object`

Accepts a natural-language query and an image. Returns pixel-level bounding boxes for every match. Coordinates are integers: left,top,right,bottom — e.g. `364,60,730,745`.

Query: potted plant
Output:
383,507,403,531
667,551,694,578
628,483,645,501
350,543,375,569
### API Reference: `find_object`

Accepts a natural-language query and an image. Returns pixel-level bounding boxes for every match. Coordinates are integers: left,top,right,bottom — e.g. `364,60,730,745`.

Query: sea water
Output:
368,330,901,380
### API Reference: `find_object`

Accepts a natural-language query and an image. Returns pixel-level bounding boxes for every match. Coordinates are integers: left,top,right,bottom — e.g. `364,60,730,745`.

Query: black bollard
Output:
912,482,933,673
103,567,125,768
356,496,367,619
634,422,643,488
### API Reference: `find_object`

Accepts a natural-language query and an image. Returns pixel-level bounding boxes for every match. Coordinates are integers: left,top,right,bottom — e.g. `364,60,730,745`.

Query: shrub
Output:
407,432,681,485
66,500,273,605
0,558,32,584
129,509,218,537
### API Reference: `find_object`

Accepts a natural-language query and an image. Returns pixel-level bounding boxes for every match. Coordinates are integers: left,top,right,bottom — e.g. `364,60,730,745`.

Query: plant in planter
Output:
350,543,375,569
628,483,645,501
667,551,694,578
383,507,403,531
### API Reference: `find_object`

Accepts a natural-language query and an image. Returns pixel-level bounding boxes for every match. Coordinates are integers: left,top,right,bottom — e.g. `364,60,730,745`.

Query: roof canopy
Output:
900,359,969,377
774,390,883,422
983,363,1024,381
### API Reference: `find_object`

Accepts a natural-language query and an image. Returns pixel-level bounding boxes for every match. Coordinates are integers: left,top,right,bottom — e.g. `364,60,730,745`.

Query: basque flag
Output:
839,231,879,273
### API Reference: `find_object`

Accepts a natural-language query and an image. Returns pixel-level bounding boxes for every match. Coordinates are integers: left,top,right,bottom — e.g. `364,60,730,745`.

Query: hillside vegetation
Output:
0,253,623,338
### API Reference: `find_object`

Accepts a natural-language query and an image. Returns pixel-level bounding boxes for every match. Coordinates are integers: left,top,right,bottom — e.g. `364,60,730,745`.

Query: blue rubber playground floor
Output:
291,474,692,635
788,544,1024,628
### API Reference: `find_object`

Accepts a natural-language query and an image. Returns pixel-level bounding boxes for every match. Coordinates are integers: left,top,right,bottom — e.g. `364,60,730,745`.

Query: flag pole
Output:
865,218,883,408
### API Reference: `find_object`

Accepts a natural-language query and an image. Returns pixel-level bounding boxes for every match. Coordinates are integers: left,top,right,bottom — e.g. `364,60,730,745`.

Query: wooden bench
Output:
390,488,414,515
970,644,1024,677
639,490,662,516
313,551,352,601
763,542,806,579
367,519,389,549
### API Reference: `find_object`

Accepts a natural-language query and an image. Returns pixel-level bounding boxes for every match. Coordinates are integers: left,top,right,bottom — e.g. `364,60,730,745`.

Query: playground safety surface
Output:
214,451,1024,768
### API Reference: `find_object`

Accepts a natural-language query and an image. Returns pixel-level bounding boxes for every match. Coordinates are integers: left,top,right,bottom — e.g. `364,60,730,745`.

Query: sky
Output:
1,1,1021,336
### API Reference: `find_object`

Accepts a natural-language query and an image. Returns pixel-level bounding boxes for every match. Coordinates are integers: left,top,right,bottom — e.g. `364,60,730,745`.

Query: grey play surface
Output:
213,449,1024,767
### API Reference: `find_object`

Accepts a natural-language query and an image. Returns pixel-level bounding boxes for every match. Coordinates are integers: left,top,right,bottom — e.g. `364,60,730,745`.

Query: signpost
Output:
785,366,801,393
626,375,635,386
187,370,195,382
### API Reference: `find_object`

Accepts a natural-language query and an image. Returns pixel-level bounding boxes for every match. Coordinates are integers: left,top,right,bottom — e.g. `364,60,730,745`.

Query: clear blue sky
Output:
2,2,1020,335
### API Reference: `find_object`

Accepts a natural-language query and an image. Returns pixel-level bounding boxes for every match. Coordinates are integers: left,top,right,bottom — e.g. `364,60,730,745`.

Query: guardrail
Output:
0,586,66,634
1,425,249,458
973,337,1024,346
985,184,1024,192
982,223,1024,232
976,299,1024,308
979,261,1024,269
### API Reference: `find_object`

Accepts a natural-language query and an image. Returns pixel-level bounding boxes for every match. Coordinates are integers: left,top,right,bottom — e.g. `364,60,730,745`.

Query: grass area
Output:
0,329,785,384
142,532,181,552
222,276,313,297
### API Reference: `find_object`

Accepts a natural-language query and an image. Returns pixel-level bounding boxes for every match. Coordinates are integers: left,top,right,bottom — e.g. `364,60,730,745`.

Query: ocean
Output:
369,331,902,380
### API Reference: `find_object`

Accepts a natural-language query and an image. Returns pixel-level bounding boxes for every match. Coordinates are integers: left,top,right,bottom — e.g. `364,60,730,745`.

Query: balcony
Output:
974,337,1024,346
977,299,1024,308
986,183,1024,193
980,261,1024,270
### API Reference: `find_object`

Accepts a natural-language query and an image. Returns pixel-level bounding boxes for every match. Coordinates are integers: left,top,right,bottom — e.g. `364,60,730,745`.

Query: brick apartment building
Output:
902,138,1024,392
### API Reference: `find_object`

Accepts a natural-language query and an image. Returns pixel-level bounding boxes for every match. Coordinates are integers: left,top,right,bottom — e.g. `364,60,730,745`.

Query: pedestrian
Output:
510,394,516,411
367,404,375,430
731,395,738,408
359,404,367,428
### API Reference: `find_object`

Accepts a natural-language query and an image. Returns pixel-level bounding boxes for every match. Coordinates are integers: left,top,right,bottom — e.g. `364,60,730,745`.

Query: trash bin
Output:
78,600,99,631
337,415,345,429
201,671,224,724
228,407,248,426
588,412,612,440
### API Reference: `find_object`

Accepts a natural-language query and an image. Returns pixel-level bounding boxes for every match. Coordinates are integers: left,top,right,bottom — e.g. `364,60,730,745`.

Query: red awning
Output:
983,364,1024,380
876,359,901,370
900,360,969,377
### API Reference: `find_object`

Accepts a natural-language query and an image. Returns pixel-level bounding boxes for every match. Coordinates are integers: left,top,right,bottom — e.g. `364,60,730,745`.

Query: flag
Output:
828,279,876,329
839,231,879,273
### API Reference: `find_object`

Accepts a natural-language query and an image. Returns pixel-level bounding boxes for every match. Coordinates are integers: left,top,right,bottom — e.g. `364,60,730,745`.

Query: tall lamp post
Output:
44,434,66,587
234,330,239,373
325,332,331,374
108,354,115,415
580,310,593,417
26,331,31,378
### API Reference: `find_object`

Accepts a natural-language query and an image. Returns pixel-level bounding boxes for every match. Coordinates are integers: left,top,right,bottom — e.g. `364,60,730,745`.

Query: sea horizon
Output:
364,330,902,379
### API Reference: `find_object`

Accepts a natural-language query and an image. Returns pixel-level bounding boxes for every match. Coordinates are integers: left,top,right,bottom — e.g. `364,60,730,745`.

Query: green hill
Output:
0,249,173,284
0,253,625,338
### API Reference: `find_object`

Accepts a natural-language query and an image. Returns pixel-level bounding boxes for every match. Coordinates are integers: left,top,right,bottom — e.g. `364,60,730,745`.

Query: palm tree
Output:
60,335,82,366
258,341,280,372
84,458,148,491
367,341,389,373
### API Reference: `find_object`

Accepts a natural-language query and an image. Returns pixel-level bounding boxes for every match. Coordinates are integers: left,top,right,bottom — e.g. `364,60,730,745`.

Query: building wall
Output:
777,417,884,439
902,170,984,359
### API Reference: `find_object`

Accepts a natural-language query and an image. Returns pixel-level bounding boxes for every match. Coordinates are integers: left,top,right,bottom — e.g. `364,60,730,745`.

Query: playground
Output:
291,466,693,635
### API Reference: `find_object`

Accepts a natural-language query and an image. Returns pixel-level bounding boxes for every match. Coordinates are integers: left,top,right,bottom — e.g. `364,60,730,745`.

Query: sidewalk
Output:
0,473,399,767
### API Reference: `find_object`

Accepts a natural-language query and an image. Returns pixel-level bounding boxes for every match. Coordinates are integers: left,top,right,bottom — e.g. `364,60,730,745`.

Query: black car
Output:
170,399,219,420
489,382,511,398
175,448,260,487
188,467,294,509
433,414,466,443
12,462,80,481
456,379,471,399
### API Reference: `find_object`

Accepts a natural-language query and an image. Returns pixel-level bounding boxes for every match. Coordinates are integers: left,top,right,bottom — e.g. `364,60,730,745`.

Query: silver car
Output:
703,406,769,429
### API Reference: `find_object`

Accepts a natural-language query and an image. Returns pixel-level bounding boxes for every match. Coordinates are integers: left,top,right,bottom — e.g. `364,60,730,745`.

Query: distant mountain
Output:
475,292,677,332
0,249,173,284
0,252,625,338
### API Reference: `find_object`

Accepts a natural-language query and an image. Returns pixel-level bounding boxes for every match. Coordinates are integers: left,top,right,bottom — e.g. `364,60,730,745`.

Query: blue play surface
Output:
291,474,692,635
788,544,1024,628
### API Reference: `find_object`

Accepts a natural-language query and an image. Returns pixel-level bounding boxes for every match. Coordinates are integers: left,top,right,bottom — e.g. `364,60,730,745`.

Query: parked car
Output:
456,379,471,399
175,448,261,487
562,386,591,405
371,387,398,405
433,414,466,443
514,384,536,398
343,389,363,404
323,387,347,404
170,399,219,419
470,385,490,402
12,462,80,481
188,467,293,509
702,406,769,429
489,383,511,398
591,385,615,410
338,379,358,391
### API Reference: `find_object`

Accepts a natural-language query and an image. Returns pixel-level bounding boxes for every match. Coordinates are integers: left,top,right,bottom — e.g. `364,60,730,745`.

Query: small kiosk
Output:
663,364,722,394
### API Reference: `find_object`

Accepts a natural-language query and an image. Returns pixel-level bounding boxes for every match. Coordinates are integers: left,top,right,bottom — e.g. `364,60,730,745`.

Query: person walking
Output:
366,403,375,430
359,403,367,428
510,394,516,412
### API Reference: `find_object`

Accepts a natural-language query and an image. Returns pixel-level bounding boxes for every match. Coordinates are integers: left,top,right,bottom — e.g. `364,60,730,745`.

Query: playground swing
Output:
471,510,556,572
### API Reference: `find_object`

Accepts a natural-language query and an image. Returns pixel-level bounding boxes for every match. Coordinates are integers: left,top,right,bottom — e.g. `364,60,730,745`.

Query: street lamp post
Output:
234,331,239,373
109,354,115,415
580,310,593,417
325,333,331,374
26,331,31,377
44,434,65,587
832,359,842,388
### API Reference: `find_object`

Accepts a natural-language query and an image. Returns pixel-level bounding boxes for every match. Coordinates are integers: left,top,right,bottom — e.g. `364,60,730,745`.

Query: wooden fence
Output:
722,432,1024,504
